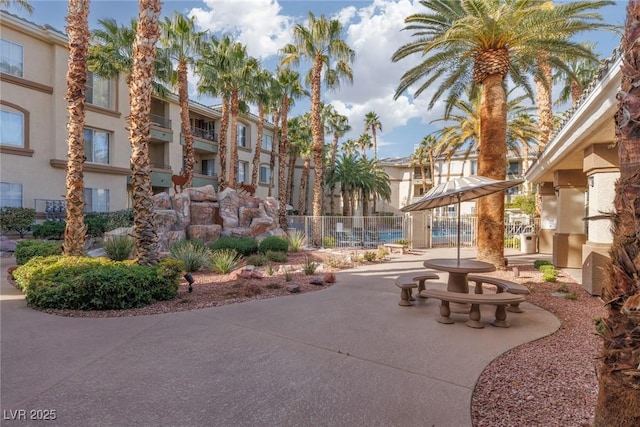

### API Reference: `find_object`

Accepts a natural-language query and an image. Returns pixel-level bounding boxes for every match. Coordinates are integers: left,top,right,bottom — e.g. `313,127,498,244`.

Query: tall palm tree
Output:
63,0,90,257
0,0,32,13
392,0,608,267
553,43,601,107
250,69,276,189
340,138,358,155
160,12,207,188
410,135,440,195
288,115,313,214
594,2,640,423
276,67,308,227
129,0,162,266
281,12,355,244
364,111,382,160
357,133,372,160
325,107,351,215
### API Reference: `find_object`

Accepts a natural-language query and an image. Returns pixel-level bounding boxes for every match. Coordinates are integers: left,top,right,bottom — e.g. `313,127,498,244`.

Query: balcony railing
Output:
151,163,172,170
150,114,171,129
191,126,218,143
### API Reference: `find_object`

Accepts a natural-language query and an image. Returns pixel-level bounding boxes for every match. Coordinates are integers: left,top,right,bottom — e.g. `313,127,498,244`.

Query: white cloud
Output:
189,0,294,59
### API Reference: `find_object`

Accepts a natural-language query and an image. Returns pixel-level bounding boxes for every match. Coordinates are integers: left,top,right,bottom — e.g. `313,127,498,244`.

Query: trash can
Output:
520,232,537,254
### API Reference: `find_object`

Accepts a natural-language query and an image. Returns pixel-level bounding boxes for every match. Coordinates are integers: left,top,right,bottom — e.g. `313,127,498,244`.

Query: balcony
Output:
192,172,219,191
127,164,173,189
181,130,218,154
150,114,173,143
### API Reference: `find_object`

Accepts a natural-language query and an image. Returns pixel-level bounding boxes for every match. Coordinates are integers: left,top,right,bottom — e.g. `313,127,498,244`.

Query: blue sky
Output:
16,0,627,159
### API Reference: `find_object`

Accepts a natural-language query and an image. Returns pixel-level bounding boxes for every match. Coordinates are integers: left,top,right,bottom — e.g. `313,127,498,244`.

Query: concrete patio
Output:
1,248,559,427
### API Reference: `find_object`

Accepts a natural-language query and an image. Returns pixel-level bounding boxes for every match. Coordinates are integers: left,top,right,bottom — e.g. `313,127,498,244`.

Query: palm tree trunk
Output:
298,158,310,215
268,110,280,197
328,133,339,215
311,59,323,245
229,89,239,187
278,96,289,229
286,149,296,204
420,165,427,193
63,0,90,257
477,74,507,268
250,103,264,188
218,96,229,190
535,53,553,147
594,2,640,423
570,81,583,107
178,60,193,188
129,0,161,266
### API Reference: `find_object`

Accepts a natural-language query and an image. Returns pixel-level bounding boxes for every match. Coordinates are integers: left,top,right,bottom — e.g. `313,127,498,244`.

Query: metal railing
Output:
150,113,171,129
192,126,218,142
286,215,412,249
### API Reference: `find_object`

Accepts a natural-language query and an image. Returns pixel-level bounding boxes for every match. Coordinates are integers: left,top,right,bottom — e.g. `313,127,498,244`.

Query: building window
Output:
259,165,271,184
83,188,109,213
507,161,520,176
238,161,248,183
84,128,110,164
263,134,273,151
201,159,215,176
1,39,23,77
0,182,22,207
0,108,24,147
237,124,247,148
86,72,111,109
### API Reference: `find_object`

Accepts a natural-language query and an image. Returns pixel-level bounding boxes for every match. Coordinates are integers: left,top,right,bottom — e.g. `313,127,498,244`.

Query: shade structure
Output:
401,176,524,262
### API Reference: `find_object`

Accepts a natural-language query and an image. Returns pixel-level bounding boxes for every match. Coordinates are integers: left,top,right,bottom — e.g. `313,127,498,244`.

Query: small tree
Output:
0,207,36,237
510,194,536,215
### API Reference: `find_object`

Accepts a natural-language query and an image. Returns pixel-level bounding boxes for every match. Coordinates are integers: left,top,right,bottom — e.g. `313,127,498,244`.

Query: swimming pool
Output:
379,230,405,243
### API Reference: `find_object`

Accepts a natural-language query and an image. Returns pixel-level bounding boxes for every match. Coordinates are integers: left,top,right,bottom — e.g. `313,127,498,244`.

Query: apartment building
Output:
0,11,277,217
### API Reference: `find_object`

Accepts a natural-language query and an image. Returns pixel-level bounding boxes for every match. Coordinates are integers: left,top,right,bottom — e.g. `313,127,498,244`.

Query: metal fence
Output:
286,215,412,249
429,215,539,250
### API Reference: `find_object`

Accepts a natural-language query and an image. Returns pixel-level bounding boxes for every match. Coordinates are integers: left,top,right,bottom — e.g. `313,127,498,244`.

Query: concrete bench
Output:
419,288,525,328
384,243,408,254
394,273,440,306
467,275,530,313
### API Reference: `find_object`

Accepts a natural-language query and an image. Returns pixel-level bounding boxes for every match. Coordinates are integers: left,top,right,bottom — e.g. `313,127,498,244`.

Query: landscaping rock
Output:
0,236,17,253
286,284,300,293
87,247,107,258
186,185,217,202
323,273,336,283
310,278,324,286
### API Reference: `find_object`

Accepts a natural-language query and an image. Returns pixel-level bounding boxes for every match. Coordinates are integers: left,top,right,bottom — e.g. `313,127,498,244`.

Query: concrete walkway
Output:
1,248,559,427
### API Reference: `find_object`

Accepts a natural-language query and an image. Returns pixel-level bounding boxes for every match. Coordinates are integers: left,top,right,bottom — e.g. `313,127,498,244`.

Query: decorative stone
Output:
158,230,186,253
104,227,133,239
323,273,336,283
286,284,300,293
239,207,266,227
186,224,221,245
172,191,191,230
191,202,216,225
153,191,172,210
155,210,178,235
262,197,279,219
186,185,217,202
218,188,241,228
310,278,324,286
250,271,262,279
87,247,108,258
249,217,276,237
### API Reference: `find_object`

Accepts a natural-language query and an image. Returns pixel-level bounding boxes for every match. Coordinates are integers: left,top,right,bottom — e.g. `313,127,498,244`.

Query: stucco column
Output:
537,182,556,254
581,143,619,295
553,170,587,268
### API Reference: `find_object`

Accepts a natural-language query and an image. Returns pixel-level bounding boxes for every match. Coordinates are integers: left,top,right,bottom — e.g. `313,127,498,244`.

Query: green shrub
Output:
32,221,66,240
105,209,134,230
15,240,63,265
170,240,209,272
539,265,556,273
0,207,36,237
534,260,553,270
542,268,558,282
209,236,258,257
302,256,319,275
245,253,269,266
363,251,377,262
103,235,135,261
265,250,287,263
322,236,336,248
259,236,288,254
210,249,241,274
265,263,275,276
395,239,409,246
287,230,306,252
13,256,181,310
504,237,521,249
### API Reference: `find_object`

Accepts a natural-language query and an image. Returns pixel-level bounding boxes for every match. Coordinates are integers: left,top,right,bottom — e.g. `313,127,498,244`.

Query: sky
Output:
13,0,628,159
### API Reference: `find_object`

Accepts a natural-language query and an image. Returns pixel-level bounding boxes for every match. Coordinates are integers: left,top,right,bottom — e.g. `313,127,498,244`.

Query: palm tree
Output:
250,69,276,189
160,12,207,188
128,0,162,266
325,107,351,215
288,115,313,214
357,133,372,159
364,111,382,160
281,12,355,244
594,2,640,423
341,138,358,155
410,135,440,195
553,43,601,107
392,0,608,267
276,67,308,227
63,0,90,256
0,0,32,13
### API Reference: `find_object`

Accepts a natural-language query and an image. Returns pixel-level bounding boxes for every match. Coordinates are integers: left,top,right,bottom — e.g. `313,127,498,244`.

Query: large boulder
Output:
249,216,277,237
186,224,222,245
172,191,191,230
239,207,267,227
186,185,217,202
152,191,172,210
262,197,279,220
155,210,178,235
218,188,241,228
191,202,216,226
158,230,186,252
